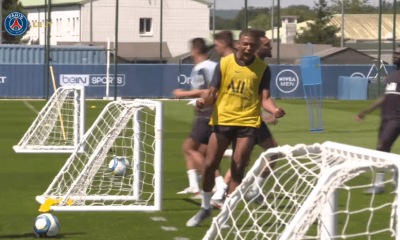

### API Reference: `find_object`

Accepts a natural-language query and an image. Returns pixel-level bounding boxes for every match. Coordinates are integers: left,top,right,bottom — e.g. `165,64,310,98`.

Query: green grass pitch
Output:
0,99,398,240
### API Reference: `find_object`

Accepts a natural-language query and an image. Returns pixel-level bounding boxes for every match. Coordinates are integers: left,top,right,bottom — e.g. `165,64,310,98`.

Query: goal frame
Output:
36,99,164,212
13,86,86,154
204,141,400,240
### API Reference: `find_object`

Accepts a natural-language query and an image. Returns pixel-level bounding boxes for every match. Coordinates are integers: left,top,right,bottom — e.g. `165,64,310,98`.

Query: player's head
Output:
191,38,208,60
253,29,272,60
214,31,234,57
393,47,400,65
237,29,260,63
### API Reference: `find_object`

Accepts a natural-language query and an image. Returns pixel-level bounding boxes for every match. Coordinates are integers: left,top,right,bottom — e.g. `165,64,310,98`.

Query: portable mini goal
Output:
205,141,400,240
36,99,164,212
13,86,86,153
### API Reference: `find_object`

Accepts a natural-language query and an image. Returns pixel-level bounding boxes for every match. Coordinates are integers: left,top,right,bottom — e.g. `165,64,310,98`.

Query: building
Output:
21,0,211,59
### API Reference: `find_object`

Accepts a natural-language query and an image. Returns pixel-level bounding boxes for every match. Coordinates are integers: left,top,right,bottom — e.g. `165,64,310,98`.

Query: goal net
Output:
36,99,163,212
13,86,86,153
204,141,400,240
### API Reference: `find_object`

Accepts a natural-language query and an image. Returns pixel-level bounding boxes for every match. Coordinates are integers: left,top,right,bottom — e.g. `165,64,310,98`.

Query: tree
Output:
295,0,341,46
2,0,29,44
249,14,270,31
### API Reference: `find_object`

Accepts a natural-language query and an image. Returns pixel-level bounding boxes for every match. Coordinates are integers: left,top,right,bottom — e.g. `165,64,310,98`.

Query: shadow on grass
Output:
0,232,86,239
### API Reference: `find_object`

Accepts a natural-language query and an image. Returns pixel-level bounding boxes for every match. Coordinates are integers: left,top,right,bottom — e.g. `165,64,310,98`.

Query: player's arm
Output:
259,66,285,118
173,89,208,99
197,64,221,109
356,97,385,121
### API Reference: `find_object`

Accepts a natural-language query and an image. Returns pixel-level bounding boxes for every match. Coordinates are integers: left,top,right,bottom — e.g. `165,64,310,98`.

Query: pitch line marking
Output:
161,226,178,231
151,216,167,221
23,100,39,114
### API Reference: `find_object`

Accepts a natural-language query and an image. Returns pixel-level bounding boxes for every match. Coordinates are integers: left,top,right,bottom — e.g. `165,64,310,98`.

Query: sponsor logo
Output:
350,72,366,78
386,82,398,93
90,74,125,87
60,74,125,87
275,70,299,93
178,74,196,85
60,75,90,86
0,76,6,84
4,12,29,36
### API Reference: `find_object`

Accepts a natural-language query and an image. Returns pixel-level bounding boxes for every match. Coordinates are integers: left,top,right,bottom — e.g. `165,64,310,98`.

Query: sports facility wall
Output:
0,64,395,99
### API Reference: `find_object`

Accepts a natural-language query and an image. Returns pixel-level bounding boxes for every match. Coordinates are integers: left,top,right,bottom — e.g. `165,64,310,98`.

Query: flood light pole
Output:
378,0,383,97
394,0,397,52
114,0,119,100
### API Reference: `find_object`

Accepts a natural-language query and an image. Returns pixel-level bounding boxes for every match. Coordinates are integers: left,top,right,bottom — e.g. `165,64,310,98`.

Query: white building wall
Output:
25,6,80,45
81,0,210,57
24,0,210,56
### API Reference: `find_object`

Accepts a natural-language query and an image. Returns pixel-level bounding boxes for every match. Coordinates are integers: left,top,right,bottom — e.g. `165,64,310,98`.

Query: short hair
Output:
253,29,266,39
239,29,258,41
191,38,208,55
214,31,234,48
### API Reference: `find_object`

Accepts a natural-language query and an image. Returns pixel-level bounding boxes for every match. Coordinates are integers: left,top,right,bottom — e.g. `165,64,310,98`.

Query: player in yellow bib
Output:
187,29,285,227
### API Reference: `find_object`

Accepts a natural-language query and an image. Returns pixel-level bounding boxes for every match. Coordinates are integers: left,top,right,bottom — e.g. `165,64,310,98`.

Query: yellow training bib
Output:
210,54,267,128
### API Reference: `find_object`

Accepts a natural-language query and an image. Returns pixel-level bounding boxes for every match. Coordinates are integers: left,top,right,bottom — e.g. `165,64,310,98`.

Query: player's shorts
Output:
211,125,258,142
189,118,212,145
377,119,400,152
253,121,273,147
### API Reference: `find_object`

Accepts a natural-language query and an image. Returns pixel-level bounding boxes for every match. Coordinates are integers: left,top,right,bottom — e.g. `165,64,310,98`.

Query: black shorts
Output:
211,125,258,142
253,121,273,146
378,119,400,152
189,118,212,145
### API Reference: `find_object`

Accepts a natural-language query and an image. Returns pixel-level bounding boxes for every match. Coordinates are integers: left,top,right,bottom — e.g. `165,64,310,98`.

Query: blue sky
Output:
212,0,380,9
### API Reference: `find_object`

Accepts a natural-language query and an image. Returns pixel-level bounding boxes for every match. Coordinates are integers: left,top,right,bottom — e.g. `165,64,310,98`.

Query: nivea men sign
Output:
60,74,125,87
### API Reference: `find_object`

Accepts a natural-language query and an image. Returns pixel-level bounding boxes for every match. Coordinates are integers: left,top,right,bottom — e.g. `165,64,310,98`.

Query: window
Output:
56,19,59,36
60,18,62,34
75,17,79,35
68,18,70,33
73,18,75,35
139,18,152,35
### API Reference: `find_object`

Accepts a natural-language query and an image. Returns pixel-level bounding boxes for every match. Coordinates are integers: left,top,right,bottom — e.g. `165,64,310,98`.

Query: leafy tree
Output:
295,0,341,46
2,0,28,44
249,14,269,31
232,7,270,30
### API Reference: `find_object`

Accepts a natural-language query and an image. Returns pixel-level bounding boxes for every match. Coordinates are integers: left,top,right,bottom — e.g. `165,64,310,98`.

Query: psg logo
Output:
4,12,29,36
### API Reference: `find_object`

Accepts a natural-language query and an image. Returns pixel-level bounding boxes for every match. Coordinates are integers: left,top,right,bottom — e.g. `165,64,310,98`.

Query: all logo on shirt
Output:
227,80,245,93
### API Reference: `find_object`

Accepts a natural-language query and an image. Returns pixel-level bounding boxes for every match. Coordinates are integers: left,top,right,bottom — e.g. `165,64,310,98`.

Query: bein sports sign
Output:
60,74,125,87
275,69,299,93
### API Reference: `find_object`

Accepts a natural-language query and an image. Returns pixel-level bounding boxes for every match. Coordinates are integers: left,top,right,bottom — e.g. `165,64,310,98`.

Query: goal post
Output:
204,141,400,240
13,86,86,154
36,99,163,212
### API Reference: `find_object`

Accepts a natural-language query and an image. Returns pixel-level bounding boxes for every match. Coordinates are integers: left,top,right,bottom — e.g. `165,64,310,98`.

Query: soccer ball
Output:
108,157,129,177
33,213,60,238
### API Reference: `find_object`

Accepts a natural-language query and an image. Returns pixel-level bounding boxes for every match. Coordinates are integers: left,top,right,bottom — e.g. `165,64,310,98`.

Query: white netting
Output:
14,86,84,152
204,142,400,240
38,100,162,209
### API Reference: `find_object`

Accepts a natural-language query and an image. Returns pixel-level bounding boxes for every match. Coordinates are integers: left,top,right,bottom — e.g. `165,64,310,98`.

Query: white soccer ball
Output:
108,157,129,177
33,213,60,238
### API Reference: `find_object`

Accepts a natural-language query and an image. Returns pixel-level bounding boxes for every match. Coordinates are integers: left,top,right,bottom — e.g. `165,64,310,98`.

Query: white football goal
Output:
36,99,163,212
13,86,86,153
204,141,400,240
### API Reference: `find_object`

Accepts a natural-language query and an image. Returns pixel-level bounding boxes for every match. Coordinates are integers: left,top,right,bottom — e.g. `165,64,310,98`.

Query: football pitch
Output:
0,99,398,240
